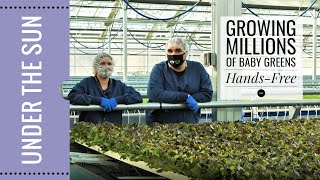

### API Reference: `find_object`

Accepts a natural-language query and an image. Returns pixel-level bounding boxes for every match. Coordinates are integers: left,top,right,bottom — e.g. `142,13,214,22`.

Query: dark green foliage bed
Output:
71,119,320,180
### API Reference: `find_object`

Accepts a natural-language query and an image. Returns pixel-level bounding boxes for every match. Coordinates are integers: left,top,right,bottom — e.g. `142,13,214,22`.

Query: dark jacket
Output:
68,76,143,124
147,60,213,124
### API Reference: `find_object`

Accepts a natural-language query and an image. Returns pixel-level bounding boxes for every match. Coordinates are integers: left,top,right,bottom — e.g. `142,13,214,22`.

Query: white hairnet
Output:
92,52,115,74
165,37,190,54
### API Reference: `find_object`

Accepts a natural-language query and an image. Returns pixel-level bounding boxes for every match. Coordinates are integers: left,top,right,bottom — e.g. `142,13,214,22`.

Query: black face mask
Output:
167,53,185,68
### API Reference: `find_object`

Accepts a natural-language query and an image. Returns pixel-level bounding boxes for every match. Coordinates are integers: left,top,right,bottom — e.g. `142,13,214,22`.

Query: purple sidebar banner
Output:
0,0,70,180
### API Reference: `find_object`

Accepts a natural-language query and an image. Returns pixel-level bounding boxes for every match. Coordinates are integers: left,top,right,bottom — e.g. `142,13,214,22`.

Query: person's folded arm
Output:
190,66,213,103
147,65,188,103
114,84,143,104
67,80,101,106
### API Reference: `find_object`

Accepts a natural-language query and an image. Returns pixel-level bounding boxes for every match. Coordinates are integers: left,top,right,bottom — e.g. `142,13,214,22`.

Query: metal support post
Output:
312,9,318,80
123,2,128,81
214,0,242,122
108,26,112,55
211,0,217,121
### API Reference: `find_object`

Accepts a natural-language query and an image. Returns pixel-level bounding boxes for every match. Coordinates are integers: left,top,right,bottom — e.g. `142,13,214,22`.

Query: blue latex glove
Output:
100,98,118,112
108,98,118,111
186,95,199,113
100,98,110,112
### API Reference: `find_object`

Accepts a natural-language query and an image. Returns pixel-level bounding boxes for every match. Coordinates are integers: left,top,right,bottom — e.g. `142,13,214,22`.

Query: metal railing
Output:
70,100,320,111
69,100,320,125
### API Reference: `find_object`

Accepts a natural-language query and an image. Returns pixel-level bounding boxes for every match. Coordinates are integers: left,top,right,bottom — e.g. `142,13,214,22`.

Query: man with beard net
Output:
146,37,213,124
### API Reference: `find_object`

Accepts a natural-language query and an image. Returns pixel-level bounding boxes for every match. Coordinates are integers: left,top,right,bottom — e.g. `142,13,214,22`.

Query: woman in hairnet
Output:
68,52,143,124
147,37,213,124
